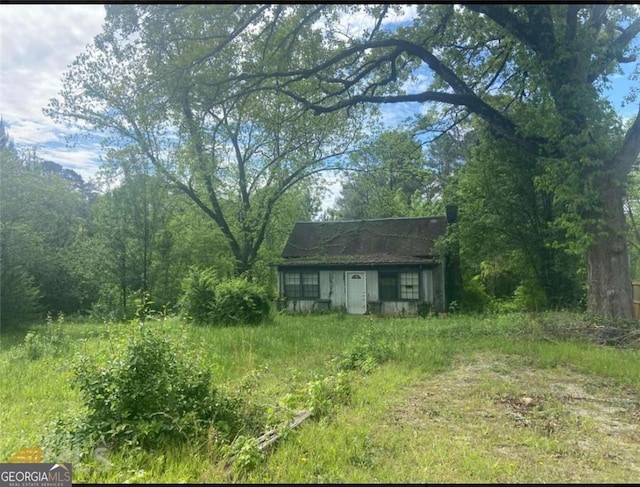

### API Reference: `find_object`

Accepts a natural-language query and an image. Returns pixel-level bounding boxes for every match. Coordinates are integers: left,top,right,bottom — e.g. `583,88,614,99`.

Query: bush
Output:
460,276,490,313
55,325,258,452
180,269,271,326
179,267,218,324
513,280,548,311
280,372,352,419
305,372,352,418
209,278,271,326
336,330,393,373
14,312,67,361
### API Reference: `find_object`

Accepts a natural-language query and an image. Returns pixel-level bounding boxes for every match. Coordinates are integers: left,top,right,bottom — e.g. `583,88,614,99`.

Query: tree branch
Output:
465,4,554,58
181,94,243,262
588,16,640,82
614,106,640,180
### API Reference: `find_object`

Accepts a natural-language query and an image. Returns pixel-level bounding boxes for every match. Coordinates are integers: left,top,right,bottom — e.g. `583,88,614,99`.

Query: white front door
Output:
346,271,367,314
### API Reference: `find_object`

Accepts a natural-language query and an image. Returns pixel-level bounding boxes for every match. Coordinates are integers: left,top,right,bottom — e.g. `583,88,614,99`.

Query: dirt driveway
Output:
380,353,640,483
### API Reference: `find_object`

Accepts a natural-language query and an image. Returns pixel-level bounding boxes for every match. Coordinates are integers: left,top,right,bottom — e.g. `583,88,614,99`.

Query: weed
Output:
46,324,259,457
13,312,68,361
336,330,393,373
223,435,263,473
3,312,640,483
306,372,352,418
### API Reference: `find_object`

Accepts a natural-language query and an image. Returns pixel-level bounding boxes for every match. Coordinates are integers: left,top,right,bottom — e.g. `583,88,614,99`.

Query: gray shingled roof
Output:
279,216,447,267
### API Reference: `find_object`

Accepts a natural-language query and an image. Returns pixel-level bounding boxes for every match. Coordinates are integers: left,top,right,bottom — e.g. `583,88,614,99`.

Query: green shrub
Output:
223,435,263,473
513,280,548,311
305,372,352,418
209,278,271,326
14,312,68,361
280,371,353,419
460,276,490,312
336,331,393,373
22,331,46,360
55,325,257,452
180,270,271,326
179,267,218,324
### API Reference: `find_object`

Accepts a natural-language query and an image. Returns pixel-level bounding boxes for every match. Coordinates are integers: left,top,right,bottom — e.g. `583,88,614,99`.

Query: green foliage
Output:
223,435,263,474
460,276,491,313
305,372,352,418
209,278,271,326
0,138,97,317
455,127,584,311
336,332,393,374
513,280,548,312
89,284,126,323
13,312,68,361
48,5,363,278
180,269,271,326
335,129,437,219
1,126,95,322
57,325,255,452
179,267,218,324
3,313,640,483
280,372,353,419
0,266,40,328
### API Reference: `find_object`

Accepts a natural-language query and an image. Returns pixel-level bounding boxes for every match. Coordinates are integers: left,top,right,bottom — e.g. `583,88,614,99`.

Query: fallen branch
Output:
225,408,311,470
256,409,311,451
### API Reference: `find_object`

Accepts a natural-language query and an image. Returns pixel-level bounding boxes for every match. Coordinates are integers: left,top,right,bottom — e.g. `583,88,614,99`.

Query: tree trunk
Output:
587,179,634,319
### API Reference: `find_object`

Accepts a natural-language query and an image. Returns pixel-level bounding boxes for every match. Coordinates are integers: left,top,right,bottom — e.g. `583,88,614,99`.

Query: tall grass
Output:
0,311,638,482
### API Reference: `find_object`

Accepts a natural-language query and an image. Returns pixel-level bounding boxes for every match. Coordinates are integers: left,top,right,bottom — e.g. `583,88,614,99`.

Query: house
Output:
276,214,453,315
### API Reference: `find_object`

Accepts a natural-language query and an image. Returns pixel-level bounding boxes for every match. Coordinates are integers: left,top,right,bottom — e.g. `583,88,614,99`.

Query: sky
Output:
1,4,638,201
1,4,106,181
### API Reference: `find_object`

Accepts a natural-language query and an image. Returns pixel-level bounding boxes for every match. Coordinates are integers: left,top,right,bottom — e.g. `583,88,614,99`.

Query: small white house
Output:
276,216,449,315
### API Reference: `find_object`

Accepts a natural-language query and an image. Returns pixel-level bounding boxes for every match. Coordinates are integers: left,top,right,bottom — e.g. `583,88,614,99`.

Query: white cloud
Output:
36,145,104,182
329,5,417,41
1,3,635,186
0,4,105,179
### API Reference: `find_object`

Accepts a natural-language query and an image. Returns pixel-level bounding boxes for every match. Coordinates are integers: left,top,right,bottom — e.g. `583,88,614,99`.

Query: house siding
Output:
279,266,444,315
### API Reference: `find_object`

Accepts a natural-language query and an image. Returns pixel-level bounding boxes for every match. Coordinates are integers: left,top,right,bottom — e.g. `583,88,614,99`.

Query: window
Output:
379,273,398,300
283,272,319,298
379,271,420,300
400,272,419,300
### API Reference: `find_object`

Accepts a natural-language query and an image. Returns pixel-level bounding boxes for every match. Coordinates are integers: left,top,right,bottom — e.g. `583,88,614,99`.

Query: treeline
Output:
33,4,640,319
4,5,640,323
5,117,633,328
0,122,316,327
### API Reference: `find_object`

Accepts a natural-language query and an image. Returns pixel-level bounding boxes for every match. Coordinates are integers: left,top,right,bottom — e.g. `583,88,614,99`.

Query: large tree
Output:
231,4,640,319
46,4,365,276
455,124,583,309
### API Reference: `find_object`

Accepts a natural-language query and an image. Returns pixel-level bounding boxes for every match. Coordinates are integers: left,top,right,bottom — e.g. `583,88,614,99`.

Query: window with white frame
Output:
399,272,419,299
379,271,420,300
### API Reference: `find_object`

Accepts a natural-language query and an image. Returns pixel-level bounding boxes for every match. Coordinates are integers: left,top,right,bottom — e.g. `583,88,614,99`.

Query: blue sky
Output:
1,4,638,192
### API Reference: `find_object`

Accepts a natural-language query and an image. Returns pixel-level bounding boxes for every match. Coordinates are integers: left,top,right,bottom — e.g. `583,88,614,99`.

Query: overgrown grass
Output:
1,311,638,482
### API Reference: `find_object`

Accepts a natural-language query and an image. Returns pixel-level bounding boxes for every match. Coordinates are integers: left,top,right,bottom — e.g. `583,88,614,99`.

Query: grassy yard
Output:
0,312,639,483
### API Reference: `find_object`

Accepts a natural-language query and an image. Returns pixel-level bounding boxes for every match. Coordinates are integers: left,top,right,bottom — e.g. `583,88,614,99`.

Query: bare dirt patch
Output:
380,352,640,483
